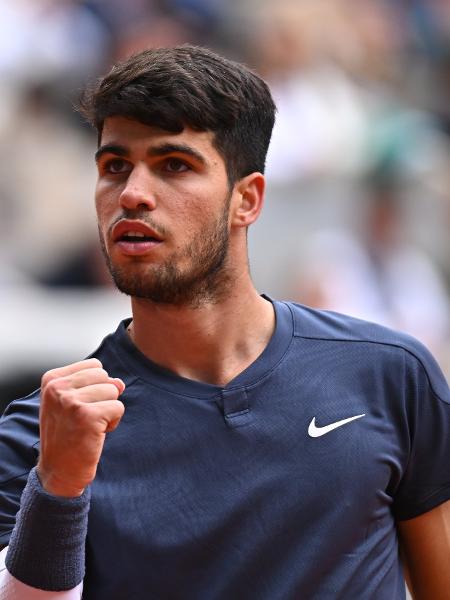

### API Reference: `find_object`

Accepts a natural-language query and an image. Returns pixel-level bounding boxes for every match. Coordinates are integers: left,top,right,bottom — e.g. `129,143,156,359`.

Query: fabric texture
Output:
5,468,89,591
0,299,449,599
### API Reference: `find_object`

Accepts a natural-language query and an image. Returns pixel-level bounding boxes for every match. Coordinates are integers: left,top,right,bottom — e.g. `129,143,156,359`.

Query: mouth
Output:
111,221,163,256
118,231,161,243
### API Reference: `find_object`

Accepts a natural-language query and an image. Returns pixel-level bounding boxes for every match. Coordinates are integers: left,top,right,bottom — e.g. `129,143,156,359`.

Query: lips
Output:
111,220,163,256
112,220,163,243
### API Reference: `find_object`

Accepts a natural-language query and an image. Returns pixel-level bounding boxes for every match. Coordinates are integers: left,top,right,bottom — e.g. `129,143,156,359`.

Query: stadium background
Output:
0,0,449,414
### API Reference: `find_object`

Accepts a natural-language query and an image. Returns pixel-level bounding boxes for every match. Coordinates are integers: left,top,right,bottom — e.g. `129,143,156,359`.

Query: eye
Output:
164,158,190,173
104,158,131,175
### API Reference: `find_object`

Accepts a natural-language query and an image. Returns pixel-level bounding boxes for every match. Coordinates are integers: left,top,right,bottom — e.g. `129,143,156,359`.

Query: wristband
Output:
5,467,90,591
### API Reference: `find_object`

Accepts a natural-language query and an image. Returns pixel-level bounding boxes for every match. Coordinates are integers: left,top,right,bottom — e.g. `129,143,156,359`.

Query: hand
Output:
37,358,125,498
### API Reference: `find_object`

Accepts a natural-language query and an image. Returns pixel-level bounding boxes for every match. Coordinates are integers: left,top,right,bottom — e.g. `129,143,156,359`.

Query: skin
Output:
33,117,450,597
37,116,274,497
96,125,235,307
398,500,450,600
37,359,125,497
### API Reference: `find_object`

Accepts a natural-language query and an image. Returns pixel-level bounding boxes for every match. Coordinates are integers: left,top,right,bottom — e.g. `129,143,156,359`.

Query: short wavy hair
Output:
79,45,276,185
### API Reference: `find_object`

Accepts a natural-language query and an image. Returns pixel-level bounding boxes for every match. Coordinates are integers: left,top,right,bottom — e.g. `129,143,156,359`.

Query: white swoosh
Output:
308,414,366,438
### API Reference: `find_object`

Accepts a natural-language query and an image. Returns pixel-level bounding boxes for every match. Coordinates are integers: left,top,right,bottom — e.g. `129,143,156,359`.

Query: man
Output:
0,45,449,600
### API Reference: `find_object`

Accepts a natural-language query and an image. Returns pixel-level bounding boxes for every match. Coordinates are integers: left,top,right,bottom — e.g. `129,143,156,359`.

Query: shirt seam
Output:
291,333,447,403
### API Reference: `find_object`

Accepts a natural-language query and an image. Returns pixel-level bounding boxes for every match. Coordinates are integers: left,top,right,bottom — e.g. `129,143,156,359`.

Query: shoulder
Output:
0,390,41,545
1,388,41,428
281,300,449,402
1,387,41,440
0,389,41,483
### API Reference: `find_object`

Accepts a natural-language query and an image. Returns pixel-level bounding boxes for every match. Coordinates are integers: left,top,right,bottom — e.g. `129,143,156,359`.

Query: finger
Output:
60,370,124,395
64,368,111,389
113,378,126,395
67,372,124,395
74,383,123,404
85,400,125,431
42,359,103,387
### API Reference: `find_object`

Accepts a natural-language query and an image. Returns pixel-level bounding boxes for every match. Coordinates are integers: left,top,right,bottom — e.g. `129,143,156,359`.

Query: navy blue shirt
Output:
1,300,449,599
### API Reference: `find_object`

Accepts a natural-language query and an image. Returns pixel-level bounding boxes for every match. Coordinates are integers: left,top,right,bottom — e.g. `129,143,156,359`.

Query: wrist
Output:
36,465,85,498
5,467,90,591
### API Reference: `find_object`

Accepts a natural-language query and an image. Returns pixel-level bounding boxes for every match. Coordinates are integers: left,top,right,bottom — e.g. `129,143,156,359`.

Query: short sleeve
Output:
392,344,450,521
0,392,40,545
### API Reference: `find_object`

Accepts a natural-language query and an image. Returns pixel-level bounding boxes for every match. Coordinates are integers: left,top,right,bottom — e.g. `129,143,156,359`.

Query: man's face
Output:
95,116,235,307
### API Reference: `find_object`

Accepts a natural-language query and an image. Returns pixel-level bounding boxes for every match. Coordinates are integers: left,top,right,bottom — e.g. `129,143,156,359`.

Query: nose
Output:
119,164,157,211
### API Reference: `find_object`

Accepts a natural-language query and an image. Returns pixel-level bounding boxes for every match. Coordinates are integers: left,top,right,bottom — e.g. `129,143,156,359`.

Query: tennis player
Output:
0,45,449,599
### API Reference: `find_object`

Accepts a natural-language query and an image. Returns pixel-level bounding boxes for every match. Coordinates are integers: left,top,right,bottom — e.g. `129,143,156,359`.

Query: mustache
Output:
107,210,167,238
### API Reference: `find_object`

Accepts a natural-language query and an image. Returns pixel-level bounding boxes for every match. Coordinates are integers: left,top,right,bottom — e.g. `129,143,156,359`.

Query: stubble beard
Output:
100,193,234,308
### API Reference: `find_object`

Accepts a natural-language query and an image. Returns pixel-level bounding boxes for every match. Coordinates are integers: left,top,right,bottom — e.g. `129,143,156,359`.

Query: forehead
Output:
100,116,220,161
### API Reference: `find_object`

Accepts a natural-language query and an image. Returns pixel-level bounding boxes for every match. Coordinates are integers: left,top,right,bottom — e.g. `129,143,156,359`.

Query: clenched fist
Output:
37,358,125,498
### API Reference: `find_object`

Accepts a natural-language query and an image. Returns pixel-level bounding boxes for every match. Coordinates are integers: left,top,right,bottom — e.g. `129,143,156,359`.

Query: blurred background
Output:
1,0,449,412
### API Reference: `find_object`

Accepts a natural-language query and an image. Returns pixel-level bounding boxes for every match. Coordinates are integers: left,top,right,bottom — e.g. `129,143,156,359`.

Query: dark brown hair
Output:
79,45,276,184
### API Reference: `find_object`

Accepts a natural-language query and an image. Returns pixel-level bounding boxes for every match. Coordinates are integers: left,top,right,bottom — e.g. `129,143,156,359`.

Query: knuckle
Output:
70,402,92,426
56,389,77,409
44,379,73,404
41,368,59,388
43,377,62,397
59,388,76,404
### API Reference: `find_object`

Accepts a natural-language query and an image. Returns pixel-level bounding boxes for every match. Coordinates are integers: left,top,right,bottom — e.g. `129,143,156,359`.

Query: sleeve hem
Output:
394,486,450,521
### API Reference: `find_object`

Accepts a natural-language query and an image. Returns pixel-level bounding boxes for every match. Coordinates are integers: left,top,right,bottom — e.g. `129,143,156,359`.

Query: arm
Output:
398,499,450,600
1,359,125,595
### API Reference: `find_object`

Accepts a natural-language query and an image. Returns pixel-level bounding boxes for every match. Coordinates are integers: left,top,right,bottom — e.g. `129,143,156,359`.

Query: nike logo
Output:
308,414,366,438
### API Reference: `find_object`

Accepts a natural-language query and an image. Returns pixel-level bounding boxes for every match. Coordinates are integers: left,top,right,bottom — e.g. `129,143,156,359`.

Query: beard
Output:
100,192,234,308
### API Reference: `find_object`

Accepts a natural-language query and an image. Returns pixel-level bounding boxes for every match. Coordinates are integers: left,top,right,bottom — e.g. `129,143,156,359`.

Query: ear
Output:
230,172,265,228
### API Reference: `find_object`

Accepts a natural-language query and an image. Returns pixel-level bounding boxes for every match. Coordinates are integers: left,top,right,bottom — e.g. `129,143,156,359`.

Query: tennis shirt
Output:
0,299,449,599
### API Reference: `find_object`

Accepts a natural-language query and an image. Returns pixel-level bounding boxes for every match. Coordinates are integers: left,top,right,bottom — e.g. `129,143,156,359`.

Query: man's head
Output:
80,45,276,186
82,46,276,307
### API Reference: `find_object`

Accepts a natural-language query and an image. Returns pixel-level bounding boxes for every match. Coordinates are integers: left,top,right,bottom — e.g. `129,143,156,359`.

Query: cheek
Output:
94,182,104,217
95,185,116,226
173,185,227,226
95,203,115,248
169,194,206,226
94,197,107,228
180,211,214,244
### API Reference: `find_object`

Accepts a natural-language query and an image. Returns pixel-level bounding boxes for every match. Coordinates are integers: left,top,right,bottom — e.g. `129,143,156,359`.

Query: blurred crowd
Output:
0,0,449,407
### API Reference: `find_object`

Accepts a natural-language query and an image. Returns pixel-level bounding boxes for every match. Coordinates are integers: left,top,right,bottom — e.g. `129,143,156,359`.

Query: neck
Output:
128,275,275,387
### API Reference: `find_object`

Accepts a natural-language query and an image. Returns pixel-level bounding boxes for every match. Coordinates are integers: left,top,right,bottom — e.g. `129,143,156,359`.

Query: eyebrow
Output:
95,142,207,165
95,144,128,163
147,143,206,166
